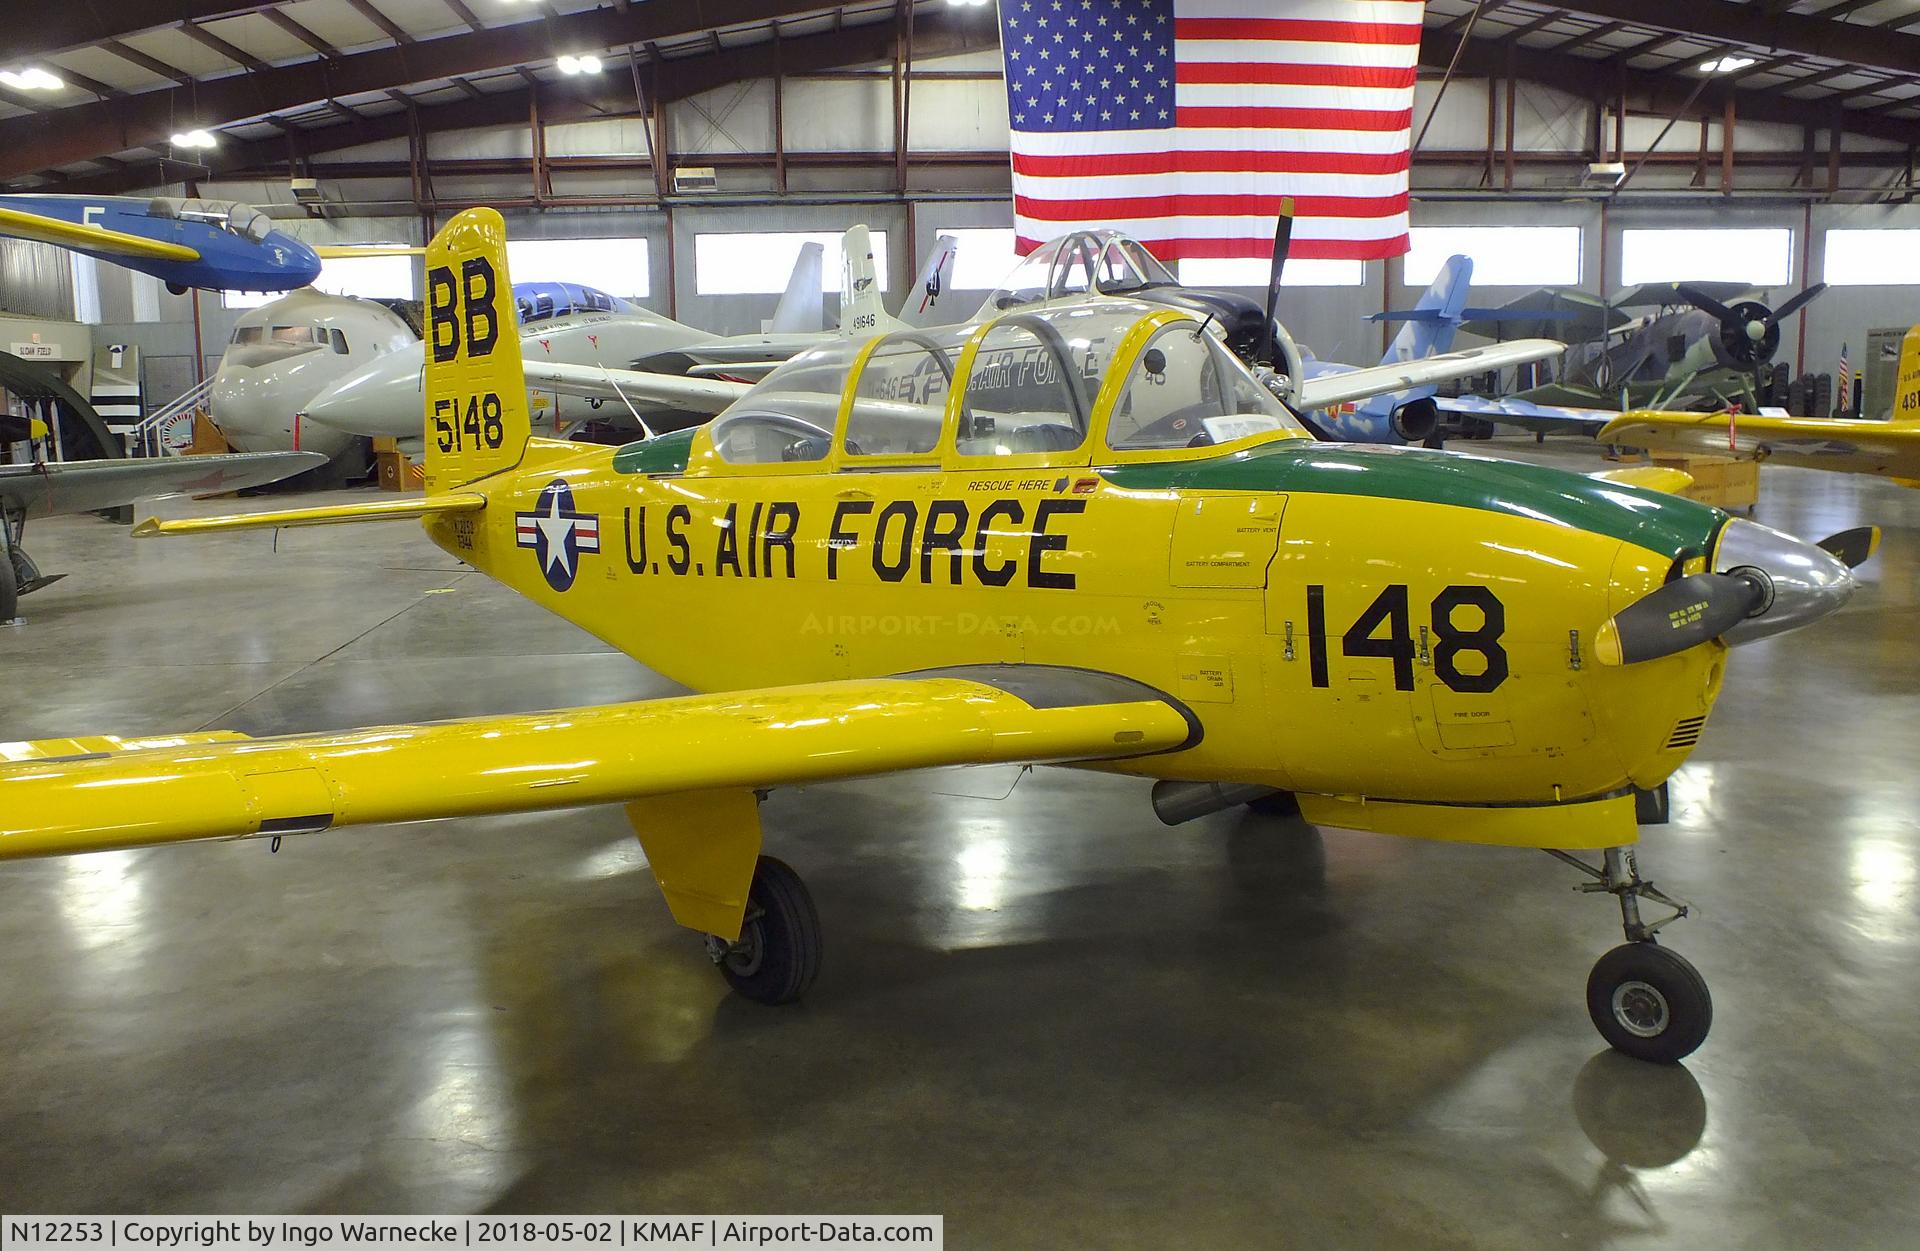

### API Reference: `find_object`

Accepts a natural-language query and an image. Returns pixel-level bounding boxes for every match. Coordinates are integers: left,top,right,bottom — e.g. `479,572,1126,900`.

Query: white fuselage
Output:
304,306,716,439
210,289,418,461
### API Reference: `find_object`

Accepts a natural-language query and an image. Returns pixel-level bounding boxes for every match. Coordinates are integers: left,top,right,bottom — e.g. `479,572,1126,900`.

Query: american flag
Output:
1000,0,1424,261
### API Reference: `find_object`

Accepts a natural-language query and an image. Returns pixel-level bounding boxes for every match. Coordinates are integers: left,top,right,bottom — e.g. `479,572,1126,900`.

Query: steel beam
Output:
1545,0,1920,80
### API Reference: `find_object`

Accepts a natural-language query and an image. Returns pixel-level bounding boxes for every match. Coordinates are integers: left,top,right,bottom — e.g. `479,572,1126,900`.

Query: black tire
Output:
1586,942,1712,1064
0,547,15,622
1247,790,1301,817
714,855,821,1005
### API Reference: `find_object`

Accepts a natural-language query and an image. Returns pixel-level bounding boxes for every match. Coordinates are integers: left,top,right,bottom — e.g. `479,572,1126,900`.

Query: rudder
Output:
423,207,531,493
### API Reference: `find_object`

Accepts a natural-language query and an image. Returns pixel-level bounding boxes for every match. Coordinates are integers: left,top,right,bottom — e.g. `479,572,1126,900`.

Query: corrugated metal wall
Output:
0,237,76,320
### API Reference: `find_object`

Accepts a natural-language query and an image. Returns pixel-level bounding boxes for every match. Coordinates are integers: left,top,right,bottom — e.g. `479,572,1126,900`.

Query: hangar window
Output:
508,238,650,298
694,231,891,296
936,227,1023,290
1620,228,1793,287
1823,230,1920,285
1404,226,1582,287
1177,257,1366,288
226,250,417,308
1107,323,1297,451
953,319,1097,457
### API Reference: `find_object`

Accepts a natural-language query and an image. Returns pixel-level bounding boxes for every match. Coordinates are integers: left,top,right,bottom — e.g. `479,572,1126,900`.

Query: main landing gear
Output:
703,855,823,1005
1547,846,1711,1063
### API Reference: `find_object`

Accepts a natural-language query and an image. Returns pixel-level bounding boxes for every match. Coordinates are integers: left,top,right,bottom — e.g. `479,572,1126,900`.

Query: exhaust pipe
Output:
1151,780,1280,826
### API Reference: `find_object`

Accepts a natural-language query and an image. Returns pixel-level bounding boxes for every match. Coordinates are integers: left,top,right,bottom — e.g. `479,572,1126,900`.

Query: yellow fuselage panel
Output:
427,448,1723,808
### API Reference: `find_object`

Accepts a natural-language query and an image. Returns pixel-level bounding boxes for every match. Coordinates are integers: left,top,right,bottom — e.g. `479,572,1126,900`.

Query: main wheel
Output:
709,855,821,1005
1586,942,1712,1063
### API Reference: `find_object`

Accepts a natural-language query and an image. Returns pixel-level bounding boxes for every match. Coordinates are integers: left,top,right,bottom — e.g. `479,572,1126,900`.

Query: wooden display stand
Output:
373,437,424,492
1650,452,1760,510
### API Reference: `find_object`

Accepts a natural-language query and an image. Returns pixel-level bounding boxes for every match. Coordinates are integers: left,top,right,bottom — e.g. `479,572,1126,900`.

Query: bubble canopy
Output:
691,301,1307,474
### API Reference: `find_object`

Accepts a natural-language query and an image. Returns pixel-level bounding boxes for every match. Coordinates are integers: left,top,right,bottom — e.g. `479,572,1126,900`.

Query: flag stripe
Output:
1019,192,1410,221
1011,148,1410,176
1015,234,1412,260
1174,17,1422,42
1176,105,1413,131
1178,61,1418,88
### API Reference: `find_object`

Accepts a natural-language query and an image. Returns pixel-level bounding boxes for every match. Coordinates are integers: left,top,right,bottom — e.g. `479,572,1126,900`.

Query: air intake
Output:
1666,715,1707,750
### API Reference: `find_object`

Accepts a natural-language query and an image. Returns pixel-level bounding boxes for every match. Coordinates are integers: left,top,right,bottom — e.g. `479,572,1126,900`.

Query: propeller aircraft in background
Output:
0,194,413,293
0,209,1875,1066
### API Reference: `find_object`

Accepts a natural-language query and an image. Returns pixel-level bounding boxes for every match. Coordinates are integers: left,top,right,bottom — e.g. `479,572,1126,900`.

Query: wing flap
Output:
1295,338,1566,412
134,491,486,536
0,205,201,262
0,669,1196,860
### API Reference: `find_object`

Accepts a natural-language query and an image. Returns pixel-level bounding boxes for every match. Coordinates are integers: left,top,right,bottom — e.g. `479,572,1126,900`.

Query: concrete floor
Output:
0,439,1915,1246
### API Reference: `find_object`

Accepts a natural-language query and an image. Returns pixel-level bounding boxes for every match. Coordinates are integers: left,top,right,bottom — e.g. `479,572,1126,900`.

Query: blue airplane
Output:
0,194,349,293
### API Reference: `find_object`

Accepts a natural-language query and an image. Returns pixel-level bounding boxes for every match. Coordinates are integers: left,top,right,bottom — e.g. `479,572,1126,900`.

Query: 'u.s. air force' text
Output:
621,498,1086,589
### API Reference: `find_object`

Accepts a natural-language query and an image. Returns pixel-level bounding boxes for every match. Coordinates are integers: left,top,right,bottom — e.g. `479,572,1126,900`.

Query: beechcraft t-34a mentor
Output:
0,210,1875,1063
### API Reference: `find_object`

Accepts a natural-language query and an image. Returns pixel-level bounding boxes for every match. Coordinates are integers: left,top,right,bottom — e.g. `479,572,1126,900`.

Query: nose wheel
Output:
703,855,822,1005
1548,846,1711,1063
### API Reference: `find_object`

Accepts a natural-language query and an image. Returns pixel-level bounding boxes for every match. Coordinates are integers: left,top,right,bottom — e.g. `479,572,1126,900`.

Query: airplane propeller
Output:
1672,281,1827,370
1596,524,1868,666
1256,196,1295,369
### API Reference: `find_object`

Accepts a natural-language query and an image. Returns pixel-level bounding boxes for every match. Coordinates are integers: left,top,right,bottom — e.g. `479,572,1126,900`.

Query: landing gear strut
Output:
704,855,822,1005
1548,846,1711,1063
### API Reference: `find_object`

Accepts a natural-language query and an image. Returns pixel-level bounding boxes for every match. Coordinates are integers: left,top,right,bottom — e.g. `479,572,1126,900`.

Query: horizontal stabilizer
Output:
314,245,424,259
134,491,485,537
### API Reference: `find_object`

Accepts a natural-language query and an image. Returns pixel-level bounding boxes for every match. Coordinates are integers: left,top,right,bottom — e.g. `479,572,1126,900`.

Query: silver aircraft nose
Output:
1716,517,1857,646
304,349,426,439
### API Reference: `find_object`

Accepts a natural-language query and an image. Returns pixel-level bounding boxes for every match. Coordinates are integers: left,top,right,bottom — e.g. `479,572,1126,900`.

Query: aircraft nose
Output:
1713,517,1857,646
305,361,423,438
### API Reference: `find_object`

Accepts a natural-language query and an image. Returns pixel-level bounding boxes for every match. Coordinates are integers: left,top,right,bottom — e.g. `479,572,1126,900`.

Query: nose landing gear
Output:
1547,846,1711,1063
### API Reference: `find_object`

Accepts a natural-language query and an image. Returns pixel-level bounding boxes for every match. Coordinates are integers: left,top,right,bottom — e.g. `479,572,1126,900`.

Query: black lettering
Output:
1431,585,1509,693
1306,585,1329,688
872,500,918,583
427,265,457,363
716,503,742,576
763,502,798,578
1028,498,1085,589
747,502,762,578
1342,584,1416,692
666,505,691,575
623,506,647,573
972,499,1023,587
920,500,969,584
461,257,498,357
827,501,873,580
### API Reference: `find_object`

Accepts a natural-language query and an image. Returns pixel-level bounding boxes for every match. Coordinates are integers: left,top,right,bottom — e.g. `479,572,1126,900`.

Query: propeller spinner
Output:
1673,282,1827,370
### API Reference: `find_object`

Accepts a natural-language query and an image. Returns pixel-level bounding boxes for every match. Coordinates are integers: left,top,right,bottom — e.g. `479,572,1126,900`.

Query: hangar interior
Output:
1,0,1918,1241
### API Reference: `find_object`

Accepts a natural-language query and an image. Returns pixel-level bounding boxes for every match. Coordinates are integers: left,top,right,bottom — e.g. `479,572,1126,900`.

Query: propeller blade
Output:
1765,282,1827,328
1817,525,1880,569
1593,571,1769,666
1259,197,1294,366
1674,283,1737,321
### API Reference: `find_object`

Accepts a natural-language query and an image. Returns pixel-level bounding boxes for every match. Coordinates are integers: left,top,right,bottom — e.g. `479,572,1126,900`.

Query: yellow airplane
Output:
0,210,1876,1064
1597,327,1920,482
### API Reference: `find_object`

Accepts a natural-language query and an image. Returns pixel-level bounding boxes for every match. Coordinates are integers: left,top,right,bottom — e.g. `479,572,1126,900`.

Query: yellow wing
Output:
1601,410,1920,481
1588,465,1695,495
134,491,485,536
0,666,1192,939
314,245,424,258
0,205,200,262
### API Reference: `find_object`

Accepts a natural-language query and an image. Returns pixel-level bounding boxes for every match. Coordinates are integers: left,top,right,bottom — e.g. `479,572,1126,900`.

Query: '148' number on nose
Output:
1305,584,1508,693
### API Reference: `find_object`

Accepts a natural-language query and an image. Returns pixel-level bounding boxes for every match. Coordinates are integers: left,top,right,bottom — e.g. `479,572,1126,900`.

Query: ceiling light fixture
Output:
1699,55,1757,74
557,54,603,75
171,129,218,149
0,68,65,91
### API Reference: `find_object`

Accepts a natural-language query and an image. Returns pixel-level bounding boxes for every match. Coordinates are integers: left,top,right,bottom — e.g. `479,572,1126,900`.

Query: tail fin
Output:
902,234,959,327
1383,253,1473,367
769,241,825,334
837,224,889,336
423,207,531,494
1896,325,1920,422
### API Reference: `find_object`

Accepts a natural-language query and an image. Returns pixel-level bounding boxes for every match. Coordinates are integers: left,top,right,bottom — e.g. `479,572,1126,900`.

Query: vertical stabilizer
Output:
422,207,532,493
837,224,888,336
1384,253,1474,367
769,241,825,334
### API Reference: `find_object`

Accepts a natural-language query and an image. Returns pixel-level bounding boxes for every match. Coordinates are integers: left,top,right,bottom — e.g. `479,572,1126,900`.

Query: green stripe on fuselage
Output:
612,427,698,476
1103,440,1724,557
